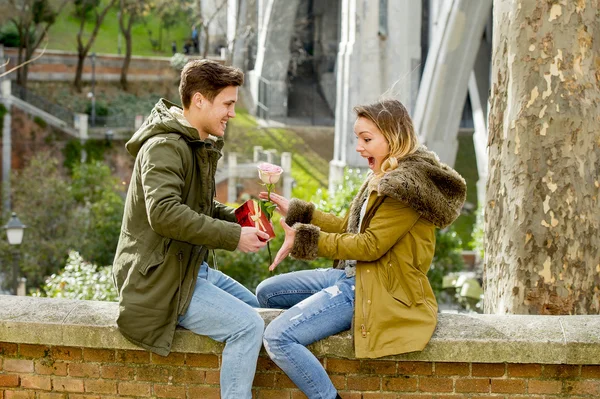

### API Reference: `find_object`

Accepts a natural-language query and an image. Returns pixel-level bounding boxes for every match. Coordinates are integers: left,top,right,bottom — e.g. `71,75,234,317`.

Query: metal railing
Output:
12,84,76,128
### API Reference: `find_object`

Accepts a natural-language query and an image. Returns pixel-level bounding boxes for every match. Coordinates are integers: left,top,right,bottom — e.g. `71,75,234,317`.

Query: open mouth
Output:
368,157,375,168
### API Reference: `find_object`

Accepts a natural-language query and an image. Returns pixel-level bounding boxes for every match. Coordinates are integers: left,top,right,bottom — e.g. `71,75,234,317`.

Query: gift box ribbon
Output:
249,200,266,231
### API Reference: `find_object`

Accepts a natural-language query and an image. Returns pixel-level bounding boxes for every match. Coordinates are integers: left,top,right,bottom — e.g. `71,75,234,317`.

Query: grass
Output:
46,3,192,57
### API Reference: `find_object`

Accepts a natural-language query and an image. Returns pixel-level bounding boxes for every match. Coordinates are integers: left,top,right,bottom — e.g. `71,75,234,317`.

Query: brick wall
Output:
1,297,599,399
2,342,600,398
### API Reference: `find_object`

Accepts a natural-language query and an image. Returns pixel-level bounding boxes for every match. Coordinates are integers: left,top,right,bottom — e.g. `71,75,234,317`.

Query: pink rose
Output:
257,162,284,184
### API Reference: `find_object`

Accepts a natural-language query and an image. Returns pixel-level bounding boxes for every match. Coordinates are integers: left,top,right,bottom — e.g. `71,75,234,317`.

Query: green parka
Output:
285,147,466,358
112,99,241,356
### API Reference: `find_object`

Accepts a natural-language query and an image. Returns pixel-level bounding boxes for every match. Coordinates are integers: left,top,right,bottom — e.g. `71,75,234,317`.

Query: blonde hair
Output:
353,99,419,174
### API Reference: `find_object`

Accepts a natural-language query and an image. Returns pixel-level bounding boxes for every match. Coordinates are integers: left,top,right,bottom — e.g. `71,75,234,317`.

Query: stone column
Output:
75,113,89,163
280,152,293,198
227,152,238,203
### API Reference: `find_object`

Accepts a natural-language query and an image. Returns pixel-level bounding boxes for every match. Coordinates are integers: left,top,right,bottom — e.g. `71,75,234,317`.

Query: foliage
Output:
170,53,189,71
428,228,465,297
470,206,485,260
0,23,27,48
311,168,367,215
451,134,479,248
0,153,124,292
3,153,85,290
63,139,108,171
35,250,117,301
441,271,483,313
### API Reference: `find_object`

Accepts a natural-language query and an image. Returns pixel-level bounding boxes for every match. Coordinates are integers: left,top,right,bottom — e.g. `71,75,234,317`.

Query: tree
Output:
196,0,227,58
73,0,118,92
484,0,600,314
6,0,68,88
118,0,144,91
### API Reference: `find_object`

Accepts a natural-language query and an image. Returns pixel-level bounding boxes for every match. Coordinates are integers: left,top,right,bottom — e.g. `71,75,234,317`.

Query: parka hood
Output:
369,146,467,228
125,99,221,156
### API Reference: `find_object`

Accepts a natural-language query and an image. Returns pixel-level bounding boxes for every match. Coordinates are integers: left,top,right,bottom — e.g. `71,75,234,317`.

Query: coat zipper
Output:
177,250,184,313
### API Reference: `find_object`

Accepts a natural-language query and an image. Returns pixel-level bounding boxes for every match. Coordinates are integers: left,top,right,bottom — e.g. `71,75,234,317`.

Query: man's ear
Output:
192,92,205,109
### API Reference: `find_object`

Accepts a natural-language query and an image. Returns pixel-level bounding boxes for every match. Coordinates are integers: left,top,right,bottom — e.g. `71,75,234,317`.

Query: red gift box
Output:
235,199,276,241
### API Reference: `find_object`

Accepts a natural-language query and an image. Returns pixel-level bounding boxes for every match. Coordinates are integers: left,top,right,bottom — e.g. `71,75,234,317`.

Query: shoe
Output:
336,395,342,399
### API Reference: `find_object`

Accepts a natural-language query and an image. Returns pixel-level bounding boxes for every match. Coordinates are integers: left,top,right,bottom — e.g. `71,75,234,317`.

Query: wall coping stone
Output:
1,295,599,364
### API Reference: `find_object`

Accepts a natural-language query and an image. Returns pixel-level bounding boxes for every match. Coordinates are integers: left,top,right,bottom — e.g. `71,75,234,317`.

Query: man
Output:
113,59,268,399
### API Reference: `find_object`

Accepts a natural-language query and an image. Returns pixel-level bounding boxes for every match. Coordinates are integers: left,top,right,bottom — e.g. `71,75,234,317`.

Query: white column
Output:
1,78,12,214
76,113,89,163
280,152,293,198
228,152,238,203
253,145,263,162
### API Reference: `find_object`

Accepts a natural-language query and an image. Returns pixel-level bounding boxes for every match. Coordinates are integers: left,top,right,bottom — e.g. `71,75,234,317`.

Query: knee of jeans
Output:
255,279,273,308
247,311,265,339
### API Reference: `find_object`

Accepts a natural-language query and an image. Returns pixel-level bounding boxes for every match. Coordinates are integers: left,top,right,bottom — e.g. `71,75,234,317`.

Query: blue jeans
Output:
256,268,355,399
178,263,263,399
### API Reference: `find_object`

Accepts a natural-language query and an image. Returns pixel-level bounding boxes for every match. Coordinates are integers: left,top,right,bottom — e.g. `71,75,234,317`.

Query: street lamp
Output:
3,212,26,295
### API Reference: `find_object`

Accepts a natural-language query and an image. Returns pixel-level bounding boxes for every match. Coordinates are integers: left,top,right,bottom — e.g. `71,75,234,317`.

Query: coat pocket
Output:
382,262,413,307
139,238,171,276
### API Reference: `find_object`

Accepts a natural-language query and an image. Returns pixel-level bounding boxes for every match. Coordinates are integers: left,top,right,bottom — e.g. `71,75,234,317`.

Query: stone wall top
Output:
1,295,599,365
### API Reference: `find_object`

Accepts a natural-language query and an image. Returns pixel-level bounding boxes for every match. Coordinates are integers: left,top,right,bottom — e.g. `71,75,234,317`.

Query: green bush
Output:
36,250,117,301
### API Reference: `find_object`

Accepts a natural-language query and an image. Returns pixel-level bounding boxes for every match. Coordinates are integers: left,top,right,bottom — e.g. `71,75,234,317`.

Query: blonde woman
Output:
256,99,467,399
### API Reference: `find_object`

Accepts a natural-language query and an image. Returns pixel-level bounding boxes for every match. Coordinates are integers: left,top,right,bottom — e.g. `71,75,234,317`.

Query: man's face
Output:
198,86,238,138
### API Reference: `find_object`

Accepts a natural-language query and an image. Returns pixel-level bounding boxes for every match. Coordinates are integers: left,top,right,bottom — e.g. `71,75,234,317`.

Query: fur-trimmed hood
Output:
366,146,466,228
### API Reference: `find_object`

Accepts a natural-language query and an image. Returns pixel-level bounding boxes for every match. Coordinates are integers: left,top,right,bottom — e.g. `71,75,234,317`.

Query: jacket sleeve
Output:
212,200,237,223
290,197,419,262
286,198,345,233
140,138,241,251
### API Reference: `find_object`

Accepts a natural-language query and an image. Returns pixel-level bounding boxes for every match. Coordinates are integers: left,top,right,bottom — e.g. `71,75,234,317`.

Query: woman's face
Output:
354,117,390,173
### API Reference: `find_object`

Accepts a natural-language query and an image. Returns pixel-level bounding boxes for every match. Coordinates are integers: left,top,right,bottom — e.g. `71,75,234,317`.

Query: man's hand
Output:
269,218,296,271
258,192,290,217
237,227,270,253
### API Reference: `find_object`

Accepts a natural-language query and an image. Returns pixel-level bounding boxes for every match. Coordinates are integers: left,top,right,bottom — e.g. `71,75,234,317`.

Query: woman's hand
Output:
269,218,296,271
259,192,290,217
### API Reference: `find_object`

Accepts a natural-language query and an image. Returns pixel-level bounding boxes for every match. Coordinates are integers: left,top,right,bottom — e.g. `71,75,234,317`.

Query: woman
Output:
256,99,466,399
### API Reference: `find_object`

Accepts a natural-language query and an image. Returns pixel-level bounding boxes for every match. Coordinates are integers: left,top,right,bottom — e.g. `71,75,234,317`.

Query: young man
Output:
113,60,269,399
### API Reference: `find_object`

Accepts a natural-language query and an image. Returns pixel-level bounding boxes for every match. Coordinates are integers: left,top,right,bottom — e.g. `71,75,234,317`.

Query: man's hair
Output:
179,60,244,108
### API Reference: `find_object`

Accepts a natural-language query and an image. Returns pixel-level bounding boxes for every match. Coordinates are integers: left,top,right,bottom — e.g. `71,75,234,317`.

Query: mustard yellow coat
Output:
286,147,466,358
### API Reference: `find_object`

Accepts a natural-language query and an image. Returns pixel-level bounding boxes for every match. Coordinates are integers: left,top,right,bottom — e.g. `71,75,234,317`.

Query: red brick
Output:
151,352,185,366
418,377,453,393
185,353,219,368
582,365,600,378
38,394,67,399
205,370,220,384
528,379,562,394
35,360,67,376
85,379,117,394
0,374,19,387
330,374,346,390
543,364,580,378
471,363,505,377
435,362,470,376
455,378,490,393
507,363,542,377
359,360,397,375
253,373,276,387
69,396,101,399
52,377,85,392
116,349,150,364
290,391,308,399
257,357,281,372
491,379,526,393
336,393,362,399
397,361,433,376
188,386,220,398
100,365,135,380
4,392,35,399
51,346,82,361
3,359,33,373
21,375,52,390
274,373,298,389
256,390,290,399
69,363,100,378
347,375,380,390
118,382,152,396
136,365,171,382
382,376,418,391
171,367,206,384
563,380,600,396
153,384,186,398
325,359,360,374
0,343,18,357
82,348,115,363
362,394,396,399
19,344,50,358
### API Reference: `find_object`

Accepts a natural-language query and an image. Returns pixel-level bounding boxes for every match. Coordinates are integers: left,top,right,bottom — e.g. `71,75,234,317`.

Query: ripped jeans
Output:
256,268,355,399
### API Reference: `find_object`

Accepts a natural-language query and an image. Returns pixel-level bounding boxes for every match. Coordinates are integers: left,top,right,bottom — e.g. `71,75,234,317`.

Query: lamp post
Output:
3,212,26,295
